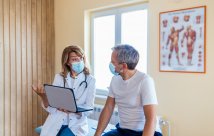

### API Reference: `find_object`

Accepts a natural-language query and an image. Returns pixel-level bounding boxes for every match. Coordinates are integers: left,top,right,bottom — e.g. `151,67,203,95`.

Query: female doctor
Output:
32,45,96,136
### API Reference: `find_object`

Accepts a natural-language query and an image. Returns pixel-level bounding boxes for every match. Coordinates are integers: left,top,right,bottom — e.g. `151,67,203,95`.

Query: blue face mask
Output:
109,62,119,76
71,60,84,74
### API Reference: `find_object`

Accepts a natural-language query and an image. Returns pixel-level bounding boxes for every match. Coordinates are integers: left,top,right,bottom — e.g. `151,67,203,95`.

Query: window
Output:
91,4,148,94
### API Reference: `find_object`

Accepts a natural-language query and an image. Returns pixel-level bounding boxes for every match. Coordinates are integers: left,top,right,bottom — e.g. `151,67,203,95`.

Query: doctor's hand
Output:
57,108,82,116
32,83,45,97
57,108,71,114
32,82,49,108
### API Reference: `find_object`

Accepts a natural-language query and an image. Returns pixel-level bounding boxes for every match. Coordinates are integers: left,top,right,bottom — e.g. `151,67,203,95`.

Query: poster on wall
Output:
159,6,206,73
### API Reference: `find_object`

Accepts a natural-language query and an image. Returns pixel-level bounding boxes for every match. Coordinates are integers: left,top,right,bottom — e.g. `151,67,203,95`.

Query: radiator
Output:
89,104,119,125
89,104,170,136
159,117,171,136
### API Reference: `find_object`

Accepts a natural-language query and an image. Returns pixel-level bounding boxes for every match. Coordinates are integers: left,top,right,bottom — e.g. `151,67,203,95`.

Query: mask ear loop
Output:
118,62,125,73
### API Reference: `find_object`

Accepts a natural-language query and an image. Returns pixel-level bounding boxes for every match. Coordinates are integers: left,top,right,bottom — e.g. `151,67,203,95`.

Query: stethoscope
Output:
75,74,88,100
79,74,88,88
63,73,88,100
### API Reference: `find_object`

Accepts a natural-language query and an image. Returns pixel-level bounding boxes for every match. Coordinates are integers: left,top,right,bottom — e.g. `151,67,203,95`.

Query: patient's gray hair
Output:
112,44,139,70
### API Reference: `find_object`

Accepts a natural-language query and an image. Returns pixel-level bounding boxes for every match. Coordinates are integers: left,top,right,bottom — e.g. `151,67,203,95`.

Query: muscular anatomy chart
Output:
159,6,206,73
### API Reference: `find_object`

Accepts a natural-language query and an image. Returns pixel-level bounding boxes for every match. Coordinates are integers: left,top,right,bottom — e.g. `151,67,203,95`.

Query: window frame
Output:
90,4,149,96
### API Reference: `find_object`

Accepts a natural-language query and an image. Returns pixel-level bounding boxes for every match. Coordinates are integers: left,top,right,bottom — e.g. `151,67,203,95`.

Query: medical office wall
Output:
149,0,214,136
0,0,55,136
55,0,214,136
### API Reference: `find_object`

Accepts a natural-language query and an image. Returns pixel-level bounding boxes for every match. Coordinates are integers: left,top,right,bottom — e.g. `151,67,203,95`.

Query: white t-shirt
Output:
108,70,161,132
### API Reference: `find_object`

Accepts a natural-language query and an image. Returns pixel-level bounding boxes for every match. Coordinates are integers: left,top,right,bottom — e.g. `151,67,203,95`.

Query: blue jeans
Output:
35,126,42,134
103,123,162,136
35,125,75,136
56,125,75,136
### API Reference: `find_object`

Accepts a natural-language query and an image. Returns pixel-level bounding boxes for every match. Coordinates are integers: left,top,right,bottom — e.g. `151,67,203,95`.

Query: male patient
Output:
94,44,162,136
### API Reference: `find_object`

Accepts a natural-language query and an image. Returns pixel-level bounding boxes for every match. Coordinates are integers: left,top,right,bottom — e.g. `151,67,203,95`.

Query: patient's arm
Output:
94,96,115,136
142,105,157,136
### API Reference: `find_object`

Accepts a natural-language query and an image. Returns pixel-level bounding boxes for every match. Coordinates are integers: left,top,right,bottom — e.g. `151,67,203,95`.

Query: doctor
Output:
32,45,96,136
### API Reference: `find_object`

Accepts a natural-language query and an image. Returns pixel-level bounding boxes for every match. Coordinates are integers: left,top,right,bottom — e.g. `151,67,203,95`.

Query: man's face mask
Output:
109,62,119,76
71,60,84,74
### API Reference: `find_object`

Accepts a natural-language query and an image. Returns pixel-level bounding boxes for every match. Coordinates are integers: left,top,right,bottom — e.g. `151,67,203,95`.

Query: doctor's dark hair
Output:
112,44,139,70
60,45,90,78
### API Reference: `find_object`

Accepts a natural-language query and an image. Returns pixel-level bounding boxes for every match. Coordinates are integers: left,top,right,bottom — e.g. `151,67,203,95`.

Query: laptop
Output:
44,84,93,113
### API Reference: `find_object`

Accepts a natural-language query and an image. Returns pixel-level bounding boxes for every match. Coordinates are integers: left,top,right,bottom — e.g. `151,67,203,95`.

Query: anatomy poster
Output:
159,6,206,73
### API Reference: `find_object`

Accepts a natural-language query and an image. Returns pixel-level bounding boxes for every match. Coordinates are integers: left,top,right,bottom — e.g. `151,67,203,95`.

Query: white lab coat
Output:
40,72,96,136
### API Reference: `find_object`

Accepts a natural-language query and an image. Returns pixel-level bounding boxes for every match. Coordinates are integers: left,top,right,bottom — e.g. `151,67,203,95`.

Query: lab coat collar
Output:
65,72,85,88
